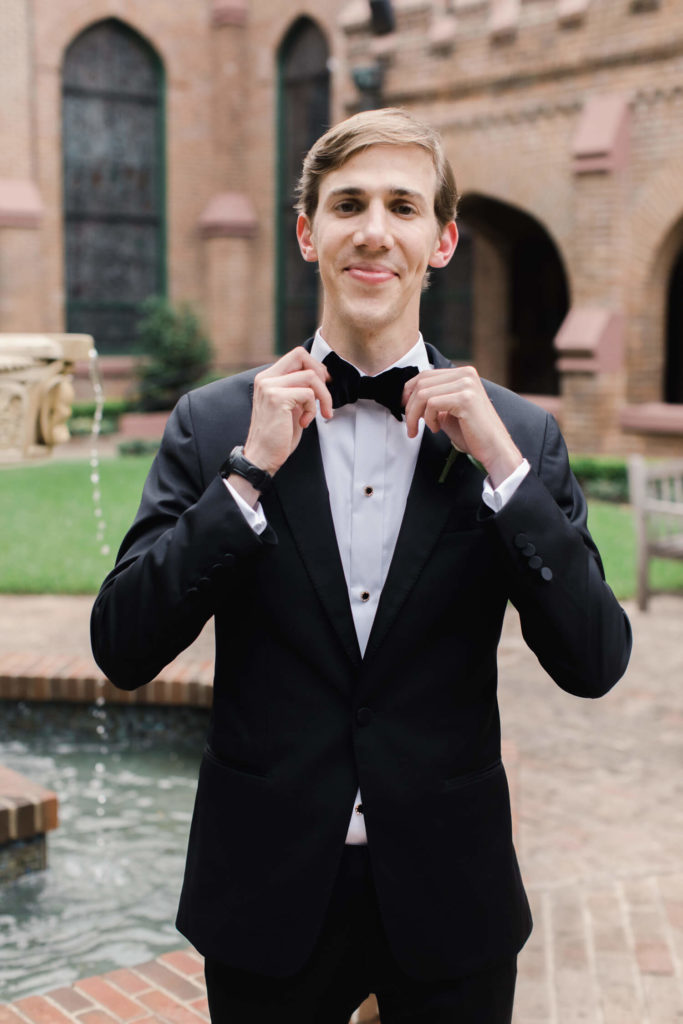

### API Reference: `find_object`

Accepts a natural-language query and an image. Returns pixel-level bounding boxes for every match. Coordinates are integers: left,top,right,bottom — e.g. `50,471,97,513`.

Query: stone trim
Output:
0,180,43,230
558,0,590,27
489,0,520,40
211,0,248,27
428,14,458,52
572,93,631,174
198,192,258,239
620,403,683,436
554,308,624,374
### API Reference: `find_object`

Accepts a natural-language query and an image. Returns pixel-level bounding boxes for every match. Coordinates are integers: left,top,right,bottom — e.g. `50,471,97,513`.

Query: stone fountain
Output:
0,333,93,462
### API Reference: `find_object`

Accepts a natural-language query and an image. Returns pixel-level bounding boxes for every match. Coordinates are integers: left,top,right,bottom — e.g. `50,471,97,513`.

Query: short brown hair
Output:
295,107,458,230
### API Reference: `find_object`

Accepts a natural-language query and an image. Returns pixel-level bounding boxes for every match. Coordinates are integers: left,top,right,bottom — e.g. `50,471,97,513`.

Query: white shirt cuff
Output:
481,459,530,513
223,478,268,535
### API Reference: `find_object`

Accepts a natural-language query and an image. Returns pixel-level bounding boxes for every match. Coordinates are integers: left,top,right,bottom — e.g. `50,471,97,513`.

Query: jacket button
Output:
522,543,536,557
514,533,529,549
528,555,543,570
541,566,553,581
356,707,373,726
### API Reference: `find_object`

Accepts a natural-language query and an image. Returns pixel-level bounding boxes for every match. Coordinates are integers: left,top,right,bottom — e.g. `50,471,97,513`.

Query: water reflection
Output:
0,702,208,1001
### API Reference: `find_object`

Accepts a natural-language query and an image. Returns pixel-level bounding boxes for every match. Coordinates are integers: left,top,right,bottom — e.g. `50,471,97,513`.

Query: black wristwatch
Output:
220,445,273,494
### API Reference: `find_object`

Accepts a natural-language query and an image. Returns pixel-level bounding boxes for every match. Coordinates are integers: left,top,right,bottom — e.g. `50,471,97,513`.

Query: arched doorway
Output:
420,224,474,363
62,19,165,354
276,18,330,352
457,195,569,394
665,245,683,403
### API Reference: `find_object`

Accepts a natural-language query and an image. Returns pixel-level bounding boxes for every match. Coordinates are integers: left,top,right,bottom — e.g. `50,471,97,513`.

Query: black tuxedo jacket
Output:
91,343,631,981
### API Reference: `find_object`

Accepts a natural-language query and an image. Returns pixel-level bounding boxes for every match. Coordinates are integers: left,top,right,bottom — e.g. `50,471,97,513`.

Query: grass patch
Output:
2,458,683,600
587,500,683,601
0,456,153,594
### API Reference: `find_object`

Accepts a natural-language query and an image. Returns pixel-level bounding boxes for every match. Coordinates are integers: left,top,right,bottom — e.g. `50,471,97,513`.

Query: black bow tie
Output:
323,350,419,422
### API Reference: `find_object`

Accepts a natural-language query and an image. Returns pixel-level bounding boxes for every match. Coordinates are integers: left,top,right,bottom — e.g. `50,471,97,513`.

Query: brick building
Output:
1,0,682,454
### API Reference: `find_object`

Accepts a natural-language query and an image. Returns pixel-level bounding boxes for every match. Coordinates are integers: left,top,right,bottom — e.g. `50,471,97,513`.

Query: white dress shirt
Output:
225,332,529,844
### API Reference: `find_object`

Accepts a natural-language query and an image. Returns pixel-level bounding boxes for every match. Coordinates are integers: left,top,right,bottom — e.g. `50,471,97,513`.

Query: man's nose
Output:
353,201,393,250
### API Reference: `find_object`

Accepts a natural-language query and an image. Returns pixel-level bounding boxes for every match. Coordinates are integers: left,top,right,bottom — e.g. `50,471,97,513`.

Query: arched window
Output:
62,19,165,354
276,18,330,352
665,246,683,403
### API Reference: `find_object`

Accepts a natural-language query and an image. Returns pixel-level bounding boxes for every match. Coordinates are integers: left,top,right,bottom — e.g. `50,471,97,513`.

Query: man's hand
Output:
241,347,333,478
403,366,523,488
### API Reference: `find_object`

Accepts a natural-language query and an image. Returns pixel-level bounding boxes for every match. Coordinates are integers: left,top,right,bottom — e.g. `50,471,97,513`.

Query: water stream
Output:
0,701,208,1001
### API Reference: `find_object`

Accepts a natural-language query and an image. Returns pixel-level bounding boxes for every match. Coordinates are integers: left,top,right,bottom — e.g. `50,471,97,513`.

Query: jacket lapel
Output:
363,424,470,662
271,421,362,669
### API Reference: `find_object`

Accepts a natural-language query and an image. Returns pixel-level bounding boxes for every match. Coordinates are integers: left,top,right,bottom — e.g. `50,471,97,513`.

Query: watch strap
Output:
220,445,273,494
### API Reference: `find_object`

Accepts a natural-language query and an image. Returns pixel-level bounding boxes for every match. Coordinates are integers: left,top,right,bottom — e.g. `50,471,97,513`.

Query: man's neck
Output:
319,323,421,376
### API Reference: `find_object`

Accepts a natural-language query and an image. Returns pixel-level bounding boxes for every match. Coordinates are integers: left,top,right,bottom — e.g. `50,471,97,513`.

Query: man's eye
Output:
335,200,359,214
394,203,416,216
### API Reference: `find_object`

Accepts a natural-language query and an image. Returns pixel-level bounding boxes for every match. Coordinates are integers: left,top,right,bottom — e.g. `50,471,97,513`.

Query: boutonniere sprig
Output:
438,445,486,484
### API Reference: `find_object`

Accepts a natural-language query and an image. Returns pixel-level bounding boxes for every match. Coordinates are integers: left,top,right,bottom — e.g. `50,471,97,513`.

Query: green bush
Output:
135,296,214,411
70,398,131,418
570,455,629,504
117,439,161,457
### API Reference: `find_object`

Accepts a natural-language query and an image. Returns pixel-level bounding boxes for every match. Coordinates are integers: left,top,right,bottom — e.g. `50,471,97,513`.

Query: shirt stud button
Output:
355,803,364,815
361,590,370,602
364,485,374,496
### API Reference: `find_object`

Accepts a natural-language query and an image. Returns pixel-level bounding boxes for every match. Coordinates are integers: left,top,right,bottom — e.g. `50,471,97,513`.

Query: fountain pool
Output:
0,700,208,1002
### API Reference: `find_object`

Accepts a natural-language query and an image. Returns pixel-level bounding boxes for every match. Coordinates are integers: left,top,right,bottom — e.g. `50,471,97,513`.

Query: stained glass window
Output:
63,19,165,354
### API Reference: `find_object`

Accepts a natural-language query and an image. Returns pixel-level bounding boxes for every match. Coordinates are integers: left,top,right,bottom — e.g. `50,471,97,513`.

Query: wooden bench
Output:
628,455,683,610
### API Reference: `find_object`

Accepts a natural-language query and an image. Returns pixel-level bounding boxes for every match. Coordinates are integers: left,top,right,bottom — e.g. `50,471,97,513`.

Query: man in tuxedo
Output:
91,108,632,1023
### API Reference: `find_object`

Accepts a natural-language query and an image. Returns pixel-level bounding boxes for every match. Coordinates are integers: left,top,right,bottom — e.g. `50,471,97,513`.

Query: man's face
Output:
296,144,457,346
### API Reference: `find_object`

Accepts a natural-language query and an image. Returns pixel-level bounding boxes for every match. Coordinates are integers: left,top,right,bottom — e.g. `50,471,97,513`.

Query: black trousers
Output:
204,846,517,1024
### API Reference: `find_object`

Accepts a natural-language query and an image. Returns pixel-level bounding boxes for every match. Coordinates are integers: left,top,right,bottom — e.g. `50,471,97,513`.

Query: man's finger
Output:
259,369,333,420
257,346,330,385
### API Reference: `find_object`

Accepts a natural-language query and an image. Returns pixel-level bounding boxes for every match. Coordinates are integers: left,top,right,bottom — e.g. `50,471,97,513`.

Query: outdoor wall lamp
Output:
351,0,395,109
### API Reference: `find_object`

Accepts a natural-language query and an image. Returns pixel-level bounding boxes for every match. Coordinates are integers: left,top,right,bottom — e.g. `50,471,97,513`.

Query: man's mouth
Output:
345,264,397,284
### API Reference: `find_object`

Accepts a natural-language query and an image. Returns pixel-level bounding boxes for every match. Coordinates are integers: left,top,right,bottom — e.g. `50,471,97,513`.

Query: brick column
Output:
199,193,258,369
201,1,257,369
557,93,631,453
0,0,46,331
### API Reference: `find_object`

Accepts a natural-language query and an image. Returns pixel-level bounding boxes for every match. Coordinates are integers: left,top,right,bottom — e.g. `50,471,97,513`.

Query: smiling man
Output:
91,108,632,1023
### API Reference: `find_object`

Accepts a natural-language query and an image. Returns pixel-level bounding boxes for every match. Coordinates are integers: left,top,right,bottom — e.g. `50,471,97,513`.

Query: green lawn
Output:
1,456,683,600
0,456,153,594
586,501,683,601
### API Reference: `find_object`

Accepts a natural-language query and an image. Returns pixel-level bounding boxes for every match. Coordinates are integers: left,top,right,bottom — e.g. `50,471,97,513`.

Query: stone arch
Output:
628,162,683,403
56,10,171,78
61,18,166,354
663,220,683,403
275,16,330,352
453,192,570,394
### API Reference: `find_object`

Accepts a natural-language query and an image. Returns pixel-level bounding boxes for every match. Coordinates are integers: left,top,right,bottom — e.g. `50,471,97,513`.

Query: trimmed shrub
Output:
135,297,213,411
570,455,629,503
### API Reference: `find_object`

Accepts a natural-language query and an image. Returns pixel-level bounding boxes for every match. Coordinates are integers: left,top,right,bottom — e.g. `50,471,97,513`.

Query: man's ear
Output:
297,213,318,263
428,221,458,270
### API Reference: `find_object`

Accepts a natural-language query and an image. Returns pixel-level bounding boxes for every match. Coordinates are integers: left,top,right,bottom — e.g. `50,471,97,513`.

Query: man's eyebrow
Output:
326,186,427,202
